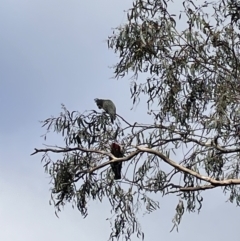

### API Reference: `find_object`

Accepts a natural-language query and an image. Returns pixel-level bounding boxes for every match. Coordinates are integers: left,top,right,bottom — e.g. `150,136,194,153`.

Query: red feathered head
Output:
111,142,120,151
110,142,123,158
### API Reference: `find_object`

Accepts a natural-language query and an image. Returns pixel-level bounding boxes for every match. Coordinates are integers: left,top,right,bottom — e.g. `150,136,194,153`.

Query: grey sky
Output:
1,1,240,240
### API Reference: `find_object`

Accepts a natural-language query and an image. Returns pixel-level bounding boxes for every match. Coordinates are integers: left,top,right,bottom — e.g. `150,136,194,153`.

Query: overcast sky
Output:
0,1,240,240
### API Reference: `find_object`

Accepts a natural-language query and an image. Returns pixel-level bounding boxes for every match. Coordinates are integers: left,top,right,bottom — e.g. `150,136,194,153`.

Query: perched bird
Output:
110,142,123,180
94,98,116,123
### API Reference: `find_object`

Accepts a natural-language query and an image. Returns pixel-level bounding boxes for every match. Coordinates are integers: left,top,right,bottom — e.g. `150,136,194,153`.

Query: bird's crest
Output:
111,142,120,150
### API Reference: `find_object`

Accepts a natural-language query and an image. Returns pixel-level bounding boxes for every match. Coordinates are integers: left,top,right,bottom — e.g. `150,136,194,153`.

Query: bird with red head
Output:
110,142,123,180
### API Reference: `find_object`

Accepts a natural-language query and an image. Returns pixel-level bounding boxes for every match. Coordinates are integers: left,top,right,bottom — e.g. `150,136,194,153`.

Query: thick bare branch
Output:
137,146,240,186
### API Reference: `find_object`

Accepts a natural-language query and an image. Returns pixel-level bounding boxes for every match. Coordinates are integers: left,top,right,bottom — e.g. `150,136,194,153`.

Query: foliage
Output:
32,0,240,240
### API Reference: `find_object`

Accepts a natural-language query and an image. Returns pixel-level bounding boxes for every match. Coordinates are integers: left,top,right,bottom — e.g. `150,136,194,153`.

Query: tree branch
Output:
32,144,240,186
166,184,216,194
31,146,116,158
137,146,240,186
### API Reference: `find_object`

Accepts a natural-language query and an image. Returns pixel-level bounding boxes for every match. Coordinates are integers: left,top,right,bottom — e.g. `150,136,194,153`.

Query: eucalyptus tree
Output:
32,0,240,240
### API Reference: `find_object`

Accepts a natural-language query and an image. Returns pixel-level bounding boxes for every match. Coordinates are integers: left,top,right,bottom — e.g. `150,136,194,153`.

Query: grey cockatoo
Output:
94,98,116,123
